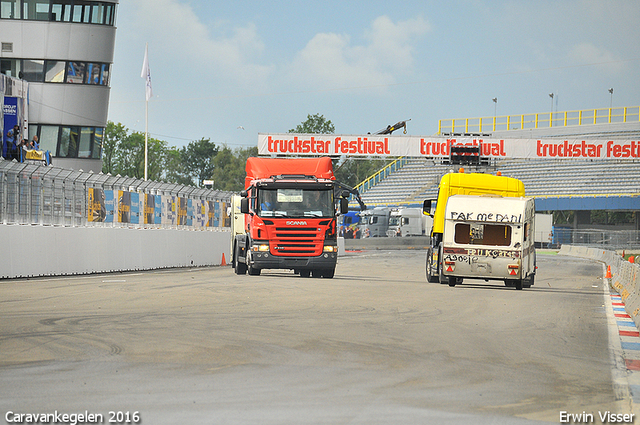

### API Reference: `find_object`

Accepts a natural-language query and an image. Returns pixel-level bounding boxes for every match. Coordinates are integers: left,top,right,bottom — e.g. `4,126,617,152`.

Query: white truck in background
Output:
387,207,431,237
440,195,536,290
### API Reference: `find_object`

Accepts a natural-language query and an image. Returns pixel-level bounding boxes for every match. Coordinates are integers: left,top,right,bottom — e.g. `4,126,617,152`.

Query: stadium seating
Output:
358,158,640,207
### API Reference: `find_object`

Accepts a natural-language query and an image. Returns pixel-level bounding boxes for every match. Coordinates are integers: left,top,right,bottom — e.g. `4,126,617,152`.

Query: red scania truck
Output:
231,156,351,278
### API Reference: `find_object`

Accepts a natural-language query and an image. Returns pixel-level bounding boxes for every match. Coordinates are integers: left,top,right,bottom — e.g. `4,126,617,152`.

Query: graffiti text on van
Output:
449,211,522,223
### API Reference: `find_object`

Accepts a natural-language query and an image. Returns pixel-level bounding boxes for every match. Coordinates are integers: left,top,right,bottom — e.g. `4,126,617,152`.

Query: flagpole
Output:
141,42,152,181
145,93,148,181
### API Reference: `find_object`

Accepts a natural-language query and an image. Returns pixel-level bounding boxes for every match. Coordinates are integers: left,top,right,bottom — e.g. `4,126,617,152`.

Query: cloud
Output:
287,15,430,90
568,43,623,72
130,0,274,87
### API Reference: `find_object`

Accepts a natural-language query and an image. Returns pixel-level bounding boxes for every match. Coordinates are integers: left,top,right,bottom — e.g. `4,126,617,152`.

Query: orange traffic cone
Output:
630,256,635,263
221,253,227,266
606,265,612,279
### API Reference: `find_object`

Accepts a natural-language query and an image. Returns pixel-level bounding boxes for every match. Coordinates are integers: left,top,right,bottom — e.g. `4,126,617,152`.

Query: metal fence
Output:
553,228,640,250
0,158,233,229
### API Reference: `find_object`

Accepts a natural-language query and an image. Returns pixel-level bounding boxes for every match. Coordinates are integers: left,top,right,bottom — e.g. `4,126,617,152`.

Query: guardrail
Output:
438,106,640,135
560,245,640,329
0,158,232,229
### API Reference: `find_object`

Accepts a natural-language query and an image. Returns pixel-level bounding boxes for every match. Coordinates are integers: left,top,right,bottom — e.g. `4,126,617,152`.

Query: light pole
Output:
549,93,554,126
608,88,614,108
492,97,497,117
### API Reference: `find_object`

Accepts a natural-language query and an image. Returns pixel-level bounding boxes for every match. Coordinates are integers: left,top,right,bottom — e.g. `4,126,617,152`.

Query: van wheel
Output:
426,249,439,283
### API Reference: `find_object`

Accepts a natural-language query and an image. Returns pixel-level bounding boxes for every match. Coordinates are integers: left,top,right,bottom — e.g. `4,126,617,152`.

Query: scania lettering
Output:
231,156,357,278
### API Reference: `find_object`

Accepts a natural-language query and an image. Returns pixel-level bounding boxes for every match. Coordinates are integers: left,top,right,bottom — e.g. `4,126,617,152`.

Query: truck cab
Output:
232,157,348,278
359,206,390,238
387,207,429,237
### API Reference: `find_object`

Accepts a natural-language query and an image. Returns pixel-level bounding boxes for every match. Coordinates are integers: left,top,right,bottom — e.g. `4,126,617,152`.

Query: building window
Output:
92,127,103,159
2,58,110,86
59,126,79,157
22,59,44,82
45,60,65,82
0,58,20,78
100,63,109,85
1,0,116,25
66,61,85,83
50,0,71,22
22,0,50,20
0,0,21,19
38,125,59,153
78,127,92,158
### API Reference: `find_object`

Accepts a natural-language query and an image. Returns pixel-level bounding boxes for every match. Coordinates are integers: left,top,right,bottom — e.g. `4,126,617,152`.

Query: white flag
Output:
141,44,153,101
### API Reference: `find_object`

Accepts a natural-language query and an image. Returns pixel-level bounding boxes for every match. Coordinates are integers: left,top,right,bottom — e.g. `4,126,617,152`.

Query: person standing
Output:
32,135,40,150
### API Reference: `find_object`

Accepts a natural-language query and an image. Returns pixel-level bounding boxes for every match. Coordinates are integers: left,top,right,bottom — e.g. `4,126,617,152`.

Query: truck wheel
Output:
448,277,456,287
300,270,310,278
248,264,261,276
322,269,335,279
523,275,534,288
504,280,515,287
515,280,523,290
311,270,323,278
234,244,247,275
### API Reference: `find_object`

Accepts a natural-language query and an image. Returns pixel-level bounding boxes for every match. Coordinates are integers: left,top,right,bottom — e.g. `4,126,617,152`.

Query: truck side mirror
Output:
240,190,248,198
339,198,349,214
240,198,250,214
422,200,433,217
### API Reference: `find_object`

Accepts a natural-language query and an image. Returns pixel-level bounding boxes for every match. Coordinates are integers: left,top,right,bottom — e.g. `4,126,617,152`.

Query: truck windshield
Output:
388,216,400,226
454,223,512,246
257,188,333,218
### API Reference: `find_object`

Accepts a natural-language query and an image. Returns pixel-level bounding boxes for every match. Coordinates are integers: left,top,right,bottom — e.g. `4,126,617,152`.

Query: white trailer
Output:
534,213,553,247
441,195,536,290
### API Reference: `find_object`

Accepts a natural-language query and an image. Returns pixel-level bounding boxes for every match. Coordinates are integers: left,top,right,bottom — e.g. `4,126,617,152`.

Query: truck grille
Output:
272,226,321,255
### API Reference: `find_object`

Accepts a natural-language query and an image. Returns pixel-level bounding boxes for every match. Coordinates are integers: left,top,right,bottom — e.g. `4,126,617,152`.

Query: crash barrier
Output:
560,245,640,329
0,159,234,279
0,225,231,279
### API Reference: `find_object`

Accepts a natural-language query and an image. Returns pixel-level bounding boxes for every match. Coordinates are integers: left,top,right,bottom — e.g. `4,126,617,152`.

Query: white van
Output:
441,195,536,290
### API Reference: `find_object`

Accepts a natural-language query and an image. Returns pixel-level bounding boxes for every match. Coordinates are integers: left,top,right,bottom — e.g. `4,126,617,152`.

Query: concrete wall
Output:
0,225,231,279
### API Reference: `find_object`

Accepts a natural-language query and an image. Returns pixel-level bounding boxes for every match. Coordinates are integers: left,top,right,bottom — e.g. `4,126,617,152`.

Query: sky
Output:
107,0,640,149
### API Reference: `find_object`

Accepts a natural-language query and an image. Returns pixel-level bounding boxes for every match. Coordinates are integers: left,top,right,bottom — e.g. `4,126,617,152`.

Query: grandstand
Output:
354,106,640,217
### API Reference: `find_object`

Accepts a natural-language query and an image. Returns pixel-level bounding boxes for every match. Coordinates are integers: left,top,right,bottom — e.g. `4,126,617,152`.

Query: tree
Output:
212,145,258,192
102,121,127,175
180,137,219,187
289,113,335,134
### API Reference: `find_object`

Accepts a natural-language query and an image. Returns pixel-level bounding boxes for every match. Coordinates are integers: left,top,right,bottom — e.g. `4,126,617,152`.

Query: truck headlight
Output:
323,245,337,253
252,243,269,252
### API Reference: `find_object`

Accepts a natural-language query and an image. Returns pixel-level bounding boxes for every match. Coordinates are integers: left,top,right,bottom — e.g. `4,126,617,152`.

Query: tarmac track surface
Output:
0,251,628,424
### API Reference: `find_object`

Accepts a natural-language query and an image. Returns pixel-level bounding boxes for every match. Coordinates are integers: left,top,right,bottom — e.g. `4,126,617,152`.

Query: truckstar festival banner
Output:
258,133,640,159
